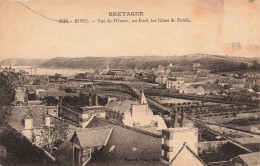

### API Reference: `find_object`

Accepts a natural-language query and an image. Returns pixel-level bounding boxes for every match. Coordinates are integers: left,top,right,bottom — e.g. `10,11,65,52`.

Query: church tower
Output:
140,90,148,104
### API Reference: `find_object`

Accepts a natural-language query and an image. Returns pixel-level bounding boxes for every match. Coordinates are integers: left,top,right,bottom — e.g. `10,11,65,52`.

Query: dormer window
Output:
24,115,33,129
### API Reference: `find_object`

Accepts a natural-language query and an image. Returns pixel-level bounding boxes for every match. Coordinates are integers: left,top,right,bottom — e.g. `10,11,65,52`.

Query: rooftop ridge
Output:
77,126,112,132
92,117,162,138
169,142,207,166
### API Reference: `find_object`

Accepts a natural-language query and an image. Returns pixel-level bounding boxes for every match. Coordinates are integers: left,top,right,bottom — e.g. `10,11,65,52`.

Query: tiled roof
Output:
75,127,113,148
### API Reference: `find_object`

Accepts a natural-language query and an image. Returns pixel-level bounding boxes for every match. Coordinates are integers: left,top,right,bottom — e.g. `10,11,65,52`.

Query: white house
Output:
105,90,167,131
166,77,185,90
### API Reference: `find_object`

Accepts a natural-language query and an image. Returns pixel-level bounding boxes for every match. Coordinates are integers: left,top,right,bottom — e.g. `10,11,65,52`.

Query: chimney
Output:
59,97,63,107
24,116,33,129
45,115,51,127
171,111,179,128
95,94,99,106
89,94,92,106
180,110,186,127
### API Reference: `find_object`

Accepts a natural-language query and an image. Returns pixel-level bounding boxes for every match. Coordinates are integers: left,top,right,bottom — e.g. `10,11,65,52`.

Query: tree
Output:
41,96,59,106
239,62,248,70
36,118,69,153
0,73,18,126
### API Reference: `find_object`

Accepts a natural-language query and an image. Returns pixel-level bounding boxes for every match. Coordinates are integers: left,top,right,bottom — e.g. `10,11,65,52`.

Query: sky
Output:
0,0,260,60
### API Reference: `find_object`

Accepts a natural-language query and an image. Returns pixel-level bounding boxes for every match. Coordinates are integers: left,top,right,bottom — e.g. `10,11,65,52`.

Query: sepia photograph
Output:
0,0,259,165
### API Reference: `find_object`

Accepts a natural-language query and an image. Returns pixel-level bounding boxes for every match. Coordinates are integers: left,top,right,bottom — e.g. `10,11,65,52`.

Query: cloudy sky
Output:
0,0,259,60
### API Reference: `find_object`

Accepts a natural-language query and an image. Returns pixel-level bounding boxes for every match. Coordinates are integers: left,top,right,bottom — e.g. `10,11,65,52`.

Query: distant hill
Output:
0,58,48,66
40,54,260,72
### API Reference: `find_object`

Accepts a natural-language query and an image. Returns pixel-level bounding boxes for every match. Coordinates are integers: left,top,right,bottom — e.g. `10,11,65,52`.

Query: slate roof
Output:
9,106,58,130
189,84,222,91
53,134,74,165
38,90,66,98
75,127,113,148
168,77,184,81
237,152,260,166
189,84,204,89
0,126,56,166
199,84,223,91
86,118,165,165
106,100,138,114
105,100,118,110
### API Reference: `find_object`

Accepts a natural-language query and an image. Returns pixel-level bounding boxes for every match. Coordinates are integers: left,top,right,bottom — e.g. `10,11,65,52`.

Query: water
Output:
1,65,94,77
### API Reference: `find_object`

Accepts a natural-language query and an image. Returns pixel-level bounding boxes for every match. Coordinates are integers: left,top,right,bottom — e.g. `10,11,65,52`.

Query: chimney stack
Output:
180,110,186,127
58,97,63,113
59,97,63,107
171,111,179,128
89,94,92,106
45,115,51,127
95,94,99,106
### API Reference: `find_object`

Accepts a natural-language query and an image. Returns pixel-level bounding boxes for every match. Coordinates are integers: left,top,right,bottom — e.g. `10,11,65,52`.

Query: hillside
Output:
0,58,48,66
40,54,260,72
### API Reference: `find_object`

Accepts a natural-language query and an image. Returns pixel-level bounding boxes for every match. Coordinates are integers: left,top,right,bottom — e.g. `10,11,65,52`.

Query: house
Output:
155,73,167,85
15,87,27,105
54,118,164,166
0,126,56,165
54,127,113,166
230,78,246,88
7,106,68,148
58,106,106,128
54,110,206,166
218,77,230,87
218,77,246,89
75,73,87,79
197,69,211,77
132,72,145,82
193,63,201,68
224,152,260,166
22,75,49,85
179,83,198,94
105,90,167,131
157,65,166,73
38,90,67,99
168,142,206,166
25,85,51,101
180,83,222,95
166,77,185,90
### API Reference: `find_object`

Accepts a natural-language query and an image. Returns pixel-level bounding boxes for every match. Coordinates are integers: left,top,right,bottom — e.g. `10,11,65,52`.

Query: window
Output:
161,138,164,144
164,150,167,158
73,147,80,166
